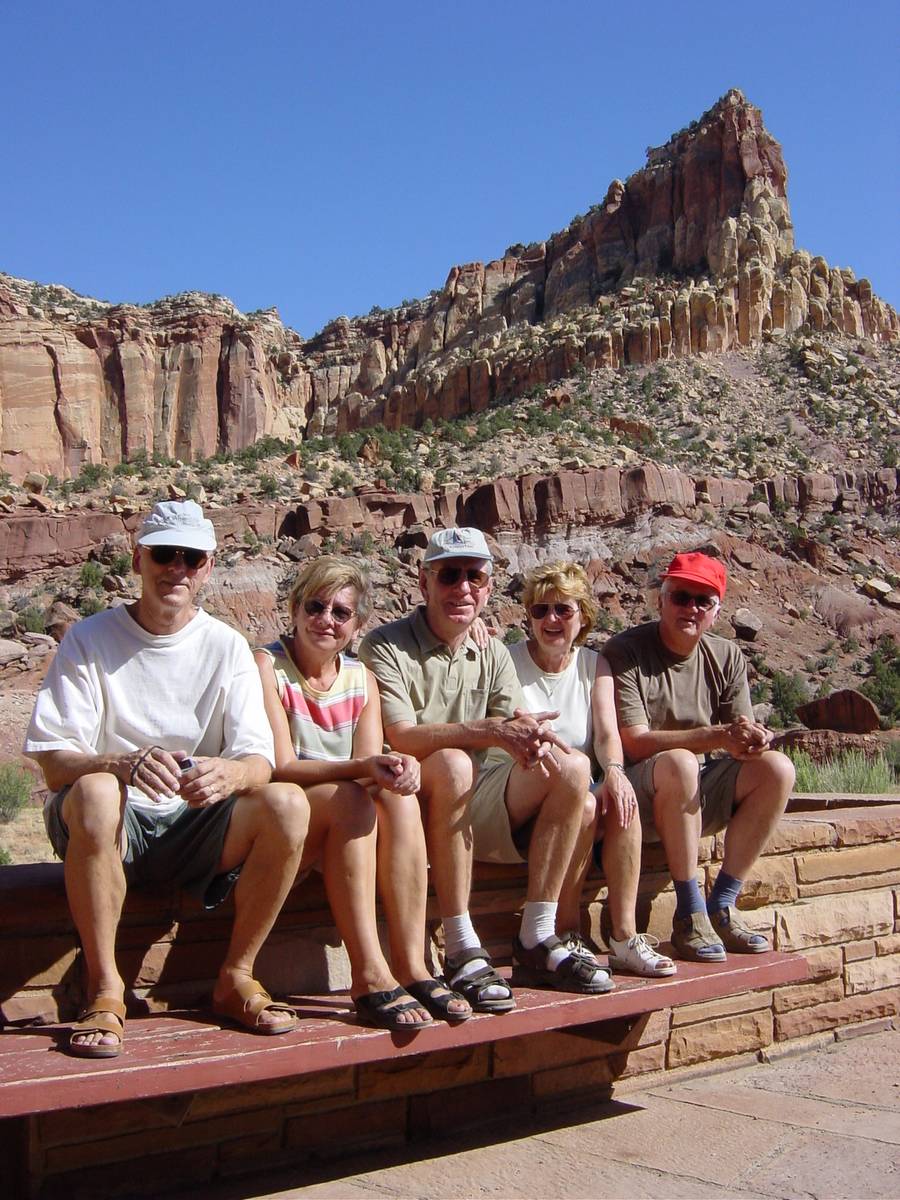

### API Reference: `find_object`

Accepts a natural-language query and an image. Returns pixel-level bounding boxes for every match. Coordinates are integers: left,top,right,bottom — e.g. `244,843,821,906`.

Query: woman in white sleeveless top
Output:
255,557,470,1027
509,561,675,977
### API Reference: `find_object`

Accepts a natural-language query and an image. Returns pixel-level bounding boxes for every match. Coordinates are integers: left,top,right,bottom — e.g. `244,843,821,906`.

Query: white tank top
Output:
507,640,599,774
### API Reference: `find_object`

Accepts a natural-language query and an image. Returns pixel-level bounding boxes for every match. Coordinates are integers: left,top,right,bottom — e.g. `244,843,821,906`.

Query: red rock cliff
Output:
1,90,896,481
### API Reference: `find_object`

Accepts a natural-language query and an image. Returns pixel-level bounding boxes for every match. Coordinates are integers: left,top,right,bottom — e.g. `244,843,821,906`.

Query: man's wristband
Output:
604,761,625,774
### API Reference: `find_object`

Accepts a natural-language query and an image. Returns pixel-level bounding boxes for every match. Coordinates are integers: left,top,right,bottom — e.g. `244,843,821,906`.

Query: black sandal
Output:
353,986,433,1031
407,978,472,1023
444,946,515,1014
512,935,615,994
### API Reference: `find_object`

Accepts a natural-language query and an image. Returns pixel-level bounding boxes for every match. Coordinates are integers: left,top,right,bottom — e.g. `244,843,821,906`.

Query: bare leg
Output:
376,790,470,1019
722,750,794,879
554,788,598,933
211,783,308,1029
650,749,703,880
303,781,429,1024
505,750,593,904
417,748,476,919
60,773,128,1051
600,804,642,943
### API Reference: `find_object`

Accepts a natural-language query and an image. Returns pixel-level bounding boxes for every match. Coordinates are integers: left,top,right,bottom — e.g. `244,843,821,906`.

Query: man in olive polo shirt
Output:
360,528,613,1012
603,551,794,963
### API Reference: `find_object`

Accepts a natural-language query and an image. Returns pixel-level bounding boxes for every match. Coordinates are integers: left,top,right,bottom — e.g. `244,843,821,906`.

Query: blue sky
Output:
2,1,897,336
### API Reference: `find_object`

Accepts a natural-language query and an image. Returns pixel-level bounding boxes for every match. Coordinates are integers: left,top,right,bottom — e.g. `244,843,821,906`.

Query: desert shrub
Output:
768,670,808,728
79,595,105,617
20,605,47,633
503,626,525,645
785,749,896,794
0,764,32,823
73,462,109,492
79,561,105,590
257,473,280,498
860,636,900,725
111,552,133,576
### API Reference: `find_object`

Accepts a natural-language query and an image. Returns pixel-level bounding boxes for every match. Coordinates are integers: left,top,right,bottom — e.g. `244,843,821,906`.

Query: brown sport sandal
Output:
709,906,770,953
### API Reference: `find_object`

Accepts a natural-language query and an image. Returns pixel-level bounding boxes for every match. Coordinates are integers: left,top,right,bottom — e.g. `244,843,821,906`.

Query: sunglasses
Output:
303,597,356,626
428,566,491,589
148,545,209,570
529,602,580,621
666,589,719,611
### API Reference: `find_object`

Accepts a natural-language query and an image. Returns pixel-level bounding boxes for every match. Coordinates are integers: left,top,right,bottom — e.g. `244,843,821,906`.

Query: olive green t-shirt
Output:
603,621,752,765
359,606,524,765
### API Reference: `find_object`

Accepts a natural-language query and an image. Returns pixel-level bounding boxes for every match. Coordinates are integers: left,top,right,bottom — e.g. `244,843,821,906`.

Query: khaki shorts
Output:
469,756,522,865
627,754,742,844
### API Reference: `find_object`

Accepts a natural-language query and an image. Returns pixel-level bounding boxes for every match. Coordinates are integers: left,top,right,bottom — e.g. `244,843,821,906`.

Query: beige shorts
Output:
627,753,742,844
469,756,522,864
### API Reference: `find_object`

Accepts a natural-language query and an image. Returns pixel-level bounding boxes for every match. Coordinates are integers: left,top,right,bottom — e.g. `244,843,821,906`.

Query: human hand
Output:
177,756,243,808
469,617,493,650
499,709,570,773
122,745,183,801
364,753,421,795
722,715,772,759
600,764,638,829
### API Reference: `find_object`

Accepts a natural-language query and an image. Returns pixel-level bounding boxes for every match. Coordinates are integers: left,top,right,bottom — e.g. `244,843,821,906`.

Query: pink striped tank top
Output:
260,640,368,762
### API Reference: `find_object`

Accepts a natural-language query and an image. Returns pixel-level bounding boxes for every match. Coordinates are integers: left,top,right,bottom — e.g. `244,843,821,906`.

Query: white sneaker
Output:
608,933,677,977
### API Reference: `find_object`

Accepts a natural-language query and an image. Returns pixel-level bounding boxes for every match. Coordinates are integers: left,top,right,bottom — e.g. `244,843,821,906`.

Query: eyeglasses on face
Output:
428,565,491,589
666,589,719,611
148,545,209,570
529,602,580,621
303,597,356,626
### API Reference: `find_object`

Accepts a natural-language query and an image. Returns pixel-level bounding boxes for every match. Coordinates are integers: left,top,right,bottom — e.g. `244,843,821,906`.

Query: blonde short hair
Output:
521,561,598,646
287,556,372,626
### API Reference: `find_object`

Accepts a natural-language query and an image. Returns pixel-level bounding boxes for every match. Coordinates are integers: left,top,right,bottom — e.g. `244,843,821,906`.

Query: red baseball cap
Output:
660,552,727,598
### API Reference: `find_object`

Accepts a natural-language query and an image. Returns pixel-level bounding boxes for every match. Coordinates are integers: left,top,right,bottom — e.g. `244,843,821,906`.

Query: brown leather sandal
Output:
68,996,126,1059
213,979,298,1035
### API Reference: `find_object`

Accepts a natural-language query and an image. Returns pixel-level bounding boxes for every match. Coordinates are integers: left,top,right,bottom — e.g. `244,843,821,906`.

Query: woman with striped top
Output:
254,557,470,1028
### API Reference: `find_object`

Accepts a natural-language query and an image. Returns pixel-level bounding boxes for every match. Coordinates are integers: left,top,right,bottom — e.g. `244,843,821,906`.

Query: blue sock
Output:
708,870,743,914
673,877,706,920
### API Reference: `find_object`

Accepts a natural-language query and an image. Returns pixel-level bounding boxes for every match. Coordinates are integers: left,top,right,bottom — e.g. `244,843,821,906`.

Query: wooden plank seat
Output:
0,950,806,1120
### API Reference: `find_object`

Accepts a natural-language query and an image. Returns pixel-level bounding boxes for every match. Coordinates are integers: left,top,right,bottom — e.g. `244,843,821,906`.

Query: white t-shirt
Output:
507,639,599,775
24,604,275,817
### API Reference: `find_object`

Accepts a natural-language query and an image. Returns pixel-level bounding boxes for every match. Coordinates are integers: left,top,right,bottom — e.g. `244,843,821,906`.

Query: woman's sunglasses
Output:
428,566,491,589
303,598,356,626
148,545,209,570
666,590,719,611
529,602,580,620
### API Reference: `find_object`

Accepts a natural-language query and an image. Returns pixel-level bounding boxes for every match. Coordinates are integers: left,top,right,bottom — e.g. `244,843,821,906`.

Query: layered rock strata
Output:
1,90,896,480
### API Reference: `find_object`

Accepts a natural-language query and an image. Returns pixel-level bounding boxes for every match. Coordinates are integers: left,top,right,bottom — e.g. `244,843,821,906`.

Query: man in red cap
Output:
603,551,794,962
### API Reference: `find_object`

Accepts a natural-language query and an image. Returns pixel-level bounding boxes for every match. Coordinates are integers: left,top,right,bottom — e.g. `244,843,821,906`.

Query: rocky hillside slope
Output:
1,89,896,482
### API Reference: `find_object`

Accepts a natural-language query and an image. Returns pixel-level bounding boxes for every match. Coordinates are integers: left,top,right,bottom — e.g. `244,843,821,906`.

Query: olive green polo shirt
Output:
359,606,524,765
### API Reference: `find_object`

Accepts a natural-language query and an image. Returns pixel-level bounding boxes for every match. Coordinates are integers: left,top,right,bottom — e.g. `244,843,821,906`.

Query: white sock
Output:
518,901,558,949
442,912,506,999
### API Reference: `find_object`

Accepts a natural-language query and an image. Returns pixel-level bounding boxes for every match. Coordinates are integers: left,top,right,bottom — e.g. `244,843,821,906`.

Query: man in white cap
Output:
360,527,613,1012
25,500,308,1057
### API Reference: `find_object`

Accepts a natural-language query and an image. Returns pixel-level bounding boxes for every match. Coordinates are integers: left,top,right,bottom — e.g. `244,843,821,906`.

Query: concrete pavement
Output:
184,1027,900,1200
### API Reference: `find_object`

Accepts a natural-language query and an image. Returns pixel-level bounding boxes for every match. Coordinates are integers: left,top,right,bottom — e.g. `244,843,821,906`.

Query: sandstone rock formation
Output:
1,90,897,481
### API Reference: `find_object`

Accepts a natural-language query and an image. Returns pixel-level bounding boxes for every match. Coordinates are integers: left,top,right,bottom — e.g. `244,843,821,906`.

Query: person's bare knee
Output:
329,780,377,839
420,748,474,812
251,782,309,851
62,773,125,846
653,749,701,810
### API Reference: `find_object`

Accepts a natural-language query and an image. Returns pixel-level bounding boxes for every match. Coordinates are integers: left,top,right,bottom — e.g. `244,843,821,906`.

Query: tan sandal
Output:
213,979,298,1035
69,996,126,1059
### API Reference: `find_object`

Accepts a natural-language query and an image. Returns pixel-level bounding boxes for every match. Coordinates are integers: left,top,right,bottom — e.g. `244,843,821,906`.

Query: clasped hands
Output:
721,714,772,760
121,746,239,808
499,708,570,776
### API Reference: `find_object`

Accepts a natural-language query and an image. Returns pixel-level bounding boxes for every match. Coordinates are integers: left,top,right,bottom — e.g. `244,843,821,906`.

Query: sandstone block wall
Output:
3,801,899,1197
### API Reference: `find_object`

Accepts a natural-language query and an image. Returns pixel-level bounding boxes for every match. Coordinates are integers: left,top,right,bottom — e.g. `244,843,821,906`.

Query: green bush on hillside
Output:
0,764,32,823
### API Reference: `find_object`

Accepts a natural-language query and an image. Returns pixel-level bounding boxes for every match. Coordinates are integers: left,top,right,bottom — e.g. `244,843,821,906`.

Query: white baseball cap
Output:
136,500,217,552
423,527,493,568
